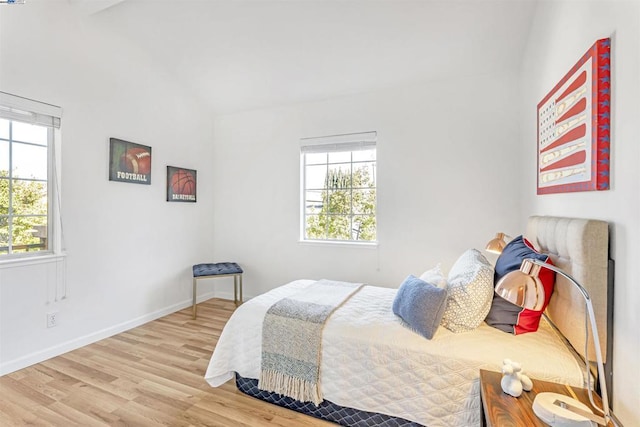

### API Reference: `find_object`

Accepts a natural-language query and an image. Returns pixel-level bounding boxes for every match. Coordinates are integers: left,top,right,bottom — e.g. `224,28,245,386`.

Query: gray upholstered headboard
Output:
525,216,610,365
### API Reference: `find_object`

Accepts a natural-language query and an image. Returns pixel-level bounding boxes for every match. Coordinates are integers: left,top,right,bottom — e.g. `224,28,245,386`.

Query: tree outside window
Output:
0,117,50,255
302,145,376,243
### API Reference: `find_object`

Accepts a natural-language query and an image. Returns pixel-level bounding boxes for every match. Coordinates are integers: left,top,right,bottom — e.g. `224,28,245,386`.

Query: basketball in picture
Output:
171,169,196,195
120,147,151,175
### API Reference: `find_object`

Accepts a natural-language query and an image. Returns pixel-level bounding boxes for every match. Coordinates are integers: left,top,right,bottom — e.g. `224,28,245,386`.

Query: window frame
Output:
0,92,62,261
299,131,377,245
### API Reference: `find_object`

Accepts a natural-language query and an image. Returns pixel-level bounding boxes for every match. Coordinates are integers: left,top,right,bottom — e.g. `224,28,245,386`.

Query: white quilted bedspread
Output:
205,280,584,427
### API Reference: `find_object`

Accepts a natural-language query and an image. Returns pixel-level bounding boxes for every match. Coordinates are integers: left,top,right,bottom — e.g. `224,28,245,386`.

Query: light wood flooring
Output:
0,299,335,426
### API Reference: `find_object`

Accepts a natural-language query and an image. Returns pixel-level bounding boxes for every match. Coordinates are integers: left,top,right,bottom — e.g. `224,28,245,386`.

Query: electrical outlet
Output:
46,312,58,328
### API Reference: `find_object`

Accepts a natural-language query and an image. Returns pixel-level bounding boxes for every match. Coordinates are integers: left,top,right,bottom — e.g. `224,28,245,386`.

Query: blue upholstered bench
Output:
192,262,243,318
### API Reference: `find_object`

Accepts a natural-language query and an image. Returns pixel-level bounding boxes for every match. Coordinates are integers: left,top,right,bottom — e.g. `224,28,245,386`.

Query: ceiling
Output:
75,0,537,115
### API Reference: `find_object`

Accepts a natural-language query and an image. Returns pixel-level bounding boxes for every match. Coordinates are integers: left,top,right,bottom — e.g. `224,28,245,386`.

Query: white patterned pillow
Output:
419,264,448,289
440,249,494,333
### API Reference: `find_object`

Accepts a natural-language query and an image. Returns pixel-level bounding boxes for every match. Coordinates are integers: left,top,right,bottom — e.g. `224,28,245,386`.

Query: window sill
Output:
298,240,378,249
0,252,67,269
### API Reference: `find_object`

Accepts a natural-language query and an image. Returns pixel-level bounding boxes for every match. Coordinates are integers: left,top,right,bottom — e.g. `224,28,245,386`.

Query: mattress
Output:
205,280,585,427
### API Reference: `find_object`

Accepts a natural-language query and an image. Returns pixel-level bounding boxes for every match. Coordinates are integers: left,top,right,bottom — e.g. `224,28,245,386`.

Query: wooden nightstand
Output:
479,369,613,427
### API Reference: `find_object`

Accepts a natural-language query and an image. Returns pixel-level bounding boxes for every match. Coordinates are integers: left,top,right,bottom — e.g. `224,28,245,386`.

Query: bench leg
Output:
192,277,197,319
239,274,243,303
233,275,238,304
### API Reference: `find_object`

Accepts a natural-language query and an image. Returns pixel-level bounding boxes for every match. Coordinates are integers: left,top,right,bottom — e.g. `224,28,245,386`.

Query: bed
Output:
204,216,612,427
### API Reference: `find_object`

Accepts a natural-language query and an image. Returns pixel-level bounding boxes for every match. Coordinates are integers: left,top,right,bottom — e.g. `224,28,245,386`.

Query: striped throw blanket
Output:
258,280,364,405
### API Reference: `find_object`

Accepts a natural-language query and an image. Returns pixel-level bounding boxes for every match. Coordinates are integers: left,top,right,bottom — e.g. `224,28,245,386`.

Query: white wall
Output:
0,2,215,373
4,1,635,424
519,1,640,425
211,71,523,296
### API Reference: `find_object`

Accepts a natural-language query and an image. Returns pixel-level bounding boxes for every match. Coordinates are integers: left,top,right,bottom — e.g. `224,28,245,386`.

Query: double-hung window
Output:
300,131,377,243
0,92,61,258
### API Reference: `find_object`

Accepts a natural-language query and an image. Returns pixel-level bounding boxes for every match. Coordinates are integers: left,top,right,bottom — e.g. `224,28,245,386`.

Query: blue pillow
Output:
392,275,447,339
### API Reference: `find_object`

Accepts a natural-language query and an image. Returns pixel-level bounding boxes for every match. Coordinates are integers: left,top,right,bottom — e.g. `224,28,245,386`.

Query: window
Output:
300,131,377,243
0,92,61,258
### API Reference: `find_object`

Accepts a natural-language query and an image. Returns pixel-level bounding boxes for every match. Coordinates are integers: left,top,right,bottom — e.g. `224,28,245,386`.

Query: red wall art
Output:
537,38,610,194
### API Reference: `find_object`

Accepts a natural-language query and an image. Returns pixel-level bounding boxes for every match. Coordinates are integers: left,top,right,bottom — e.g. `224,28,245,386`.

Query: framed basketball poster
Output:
536,38,610,194
167,166,197,202
109,138,152,185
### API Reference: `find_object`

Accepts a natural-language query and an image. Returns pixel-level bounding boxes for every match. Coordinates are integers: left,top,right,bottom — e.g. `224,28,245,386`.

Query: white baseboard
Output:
205,290,253,302
0,291,224,376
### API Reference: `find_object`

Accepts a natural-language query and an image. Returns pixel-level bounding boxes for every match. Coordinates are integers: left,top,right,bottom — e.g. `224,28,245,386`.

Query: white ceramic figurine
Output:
500,359,533,397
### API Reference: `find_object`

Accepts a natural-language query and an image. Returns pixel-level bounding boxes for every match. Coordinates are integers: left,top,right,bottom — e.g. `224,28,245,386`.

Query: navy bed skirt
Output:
235,373,424,427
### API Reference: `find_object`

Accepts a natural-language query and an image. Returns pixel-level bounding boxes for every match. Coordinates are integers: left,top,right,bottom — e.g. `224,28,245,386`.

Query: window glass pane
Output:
353,162,375,188
11,180,47,215
304,190,323,213
352,189,376,215
326,215,350,240
0,118,8,139
353,215,376,241
0,217,8,254
0,140,8,172
11,216,47,253
12,142,47,180
0,179,7,215
12,121,47,145
328,151,350,164
327,190,351,214
327,164,351,189
353,149,376,162
305,165,326,190
305,214,326,239
305,152,326,165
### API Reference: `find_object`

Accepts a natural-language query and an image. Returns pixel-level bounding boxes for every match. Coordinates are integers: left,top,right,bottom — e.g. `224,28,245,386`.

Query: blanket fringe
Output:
259,369,322,406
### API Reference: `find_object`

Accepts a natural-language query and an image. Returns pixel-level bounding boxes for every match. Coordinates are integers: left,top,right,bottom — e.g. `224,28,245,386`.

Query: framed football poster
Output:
109,138,152,185
167,166,197,203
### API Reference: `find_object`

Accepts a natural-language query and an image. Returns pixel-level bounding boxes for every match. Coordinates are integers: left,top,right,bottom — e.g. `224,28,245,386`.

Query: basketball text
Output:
172,194,196,201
